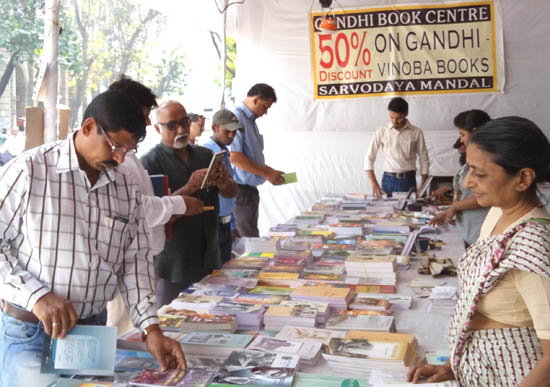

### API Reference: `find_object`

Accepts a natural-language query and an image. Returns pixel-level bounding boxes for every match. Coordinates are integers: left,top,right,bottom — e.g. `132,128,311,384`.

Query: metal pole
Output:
44,0,60,144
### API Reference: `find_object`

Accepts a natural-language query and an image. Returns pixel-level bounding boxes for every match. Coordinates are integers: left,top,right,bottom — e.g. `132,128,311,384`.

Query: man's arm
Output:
210,164,238,198
417,130,430,177
120,190,186,370
365,129,384,198
230,151,284,185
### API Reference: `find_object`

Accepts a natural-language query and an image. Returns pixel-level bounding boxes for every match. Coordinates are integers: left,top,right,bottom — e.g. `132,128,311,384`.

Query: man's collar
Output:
239,102,255,120
56,131,116,183
388,120,411,131
209,137,228,151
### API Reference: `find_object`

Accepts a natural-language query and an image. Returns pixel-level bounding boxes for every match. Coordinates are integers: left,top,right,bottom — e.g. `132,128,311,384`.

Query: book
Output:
179,331,254,357
275,326,346,346
326,314,395,332
348,297,392,312
247,336,322,366
157,306,238,333
167,294,223,312
129,368,216,387
291,372,370,387
201,150,227,189
41,325,117,376
211,367,296,386
263,305,317,330
281,172,298,184
115,349,157,372
222,349,300,371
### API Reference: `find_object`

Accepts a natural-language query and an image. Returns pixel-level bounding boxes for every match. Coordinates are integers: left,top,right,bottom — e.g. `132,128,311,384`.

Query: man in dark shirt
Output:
141,101,237,307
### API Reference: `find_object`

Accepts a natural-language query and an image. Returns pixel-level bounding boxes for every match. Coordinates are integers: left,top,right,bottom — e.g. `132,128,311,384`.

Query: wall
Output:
226,0,550,233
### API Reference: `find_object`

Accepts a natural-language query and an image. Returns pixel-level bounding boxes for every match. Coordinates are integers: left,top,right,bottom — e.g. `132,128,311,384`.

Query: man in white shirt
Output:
106,75,204,334
365,97,430,198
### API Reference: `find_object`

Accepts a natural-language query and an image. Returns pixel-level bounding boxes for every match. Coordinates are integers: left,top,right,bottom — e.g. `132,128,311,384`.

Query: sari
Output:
448,220,550,386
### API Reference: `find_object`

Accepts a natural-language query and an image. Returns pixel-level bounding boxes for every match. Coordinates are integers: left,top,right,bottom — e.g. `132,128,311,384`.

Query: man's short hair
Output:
247,83,277,102
82,91,146,141
108,74,158,109
387,97,408,114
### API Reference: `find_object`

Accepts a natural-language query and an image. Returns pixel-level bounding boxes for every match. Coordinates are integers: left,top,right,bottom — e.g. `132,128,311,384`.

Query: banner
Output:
309,1,504,99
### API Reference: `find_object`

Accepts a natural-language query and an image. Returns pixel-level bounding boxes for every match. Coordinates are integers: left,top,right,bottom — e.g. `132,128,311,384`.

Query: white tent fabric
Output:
224,0,550,234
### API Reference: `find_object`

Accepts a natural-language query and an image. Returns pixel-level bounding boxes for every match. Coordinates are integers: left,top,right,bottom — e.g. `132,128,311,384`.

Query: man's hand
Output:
180,169,208,195
182,195,204,216
209,164,230,188
372,183,386,199
145,327,187,371
231,228,241,242
32,292,78,339
407,363,455,383
432,186,450,201
266,168,284,185
429,207,456,226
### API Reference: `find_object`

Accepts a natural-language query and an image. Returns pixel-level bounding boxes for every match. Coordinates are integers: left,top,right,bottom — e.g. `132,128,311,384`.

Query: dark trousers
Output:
235,184,260,237
381,172,417,198
219,221,233,264
156,278,189,309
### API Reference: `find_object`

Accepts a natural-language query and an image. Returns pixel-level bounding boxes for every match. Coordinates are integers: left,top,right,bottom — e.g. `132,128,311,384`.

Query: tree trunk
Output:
0,53,19,99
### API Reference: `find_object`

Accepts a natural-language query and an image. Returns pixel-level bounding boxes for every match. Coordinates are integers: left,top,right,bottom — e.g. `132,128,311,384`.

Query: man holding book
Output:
141,101,237,307
203,109,243,264
231,83,286,237
106,76,205,335
364,97,430,198
0,91,186,387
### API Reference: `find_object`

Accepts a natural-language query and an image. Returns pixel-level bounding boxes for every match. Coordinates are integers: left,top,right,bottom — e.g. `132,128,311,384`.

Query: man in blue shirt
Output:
203,109,243,263
231,83,285,237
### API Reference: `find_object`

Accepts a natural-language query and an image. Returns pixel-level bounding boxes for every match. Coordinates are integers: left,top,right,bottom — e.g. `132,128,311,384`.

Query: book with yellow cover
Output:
258,272,300,280
291,286,351,299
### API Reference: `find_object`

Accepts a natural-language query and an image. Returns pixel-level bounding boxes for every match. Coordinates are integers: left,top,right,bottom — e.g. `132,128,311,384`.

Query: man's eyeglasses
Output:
157,117,191,131
97,122,138,155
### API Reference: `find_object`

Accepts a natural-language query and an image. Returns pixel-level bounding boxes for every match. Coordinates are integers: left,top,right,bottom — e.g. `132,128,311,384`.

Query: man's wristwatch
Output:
141,324,161,342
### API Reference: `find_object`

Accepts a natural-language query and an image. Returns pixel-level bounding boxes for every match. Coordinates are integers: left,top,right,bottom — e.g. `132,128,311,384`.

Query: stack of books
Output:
345,253,396,276
290,285,352,313
328,223,364,237
279,300,331,324
179,331,255,358
200,274,258,289
210,301,266,330
348,295,392,313
428,286,457,314
275,325,346,346
166,294,222,313
156,306,238,333
322,330,418,377
352,293,412,311
268,224,299,237
263,304,318,331
223,256,270,270
247,335,323,367
325,314,395,332
244,237,279,253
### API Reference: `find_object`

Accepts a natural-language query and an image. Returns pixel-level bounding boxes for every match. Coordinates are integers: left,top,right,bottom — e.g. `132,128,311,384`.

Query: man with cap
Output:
202,109,243,264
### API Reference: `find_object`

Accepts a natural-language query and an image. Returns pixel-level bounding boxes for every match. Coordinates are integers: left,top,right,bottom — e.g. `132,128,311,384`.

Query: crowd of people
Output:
0,76,549,386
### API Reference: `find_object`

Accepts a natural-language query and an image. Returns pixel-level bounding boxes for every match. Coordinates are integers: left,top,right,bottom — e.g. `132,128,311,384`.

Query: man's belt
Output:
2,301,39,323
384,170,416,179
219,214,232,224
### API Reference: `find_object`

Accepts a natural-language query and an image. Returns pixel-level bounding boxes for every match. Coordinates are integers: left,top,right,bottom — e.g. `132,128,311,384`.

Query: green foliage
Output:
0,0,43,64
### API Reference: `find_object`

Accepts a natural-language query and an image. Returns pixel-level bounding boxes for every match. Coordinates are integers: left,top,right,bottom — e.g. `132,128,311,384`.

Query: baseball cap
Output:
212,109,243,131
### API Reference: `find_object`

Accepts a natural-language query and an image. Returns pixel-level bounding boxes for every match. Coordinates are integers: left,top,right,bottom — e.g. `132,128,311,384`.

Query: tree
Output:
148,47,189,98
209,31,236,104
0,0,43,98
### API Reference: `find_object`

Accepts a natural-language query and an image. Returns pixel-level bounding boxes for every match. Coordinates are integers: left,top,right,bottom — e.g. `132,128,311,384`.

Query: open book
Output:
201,150,227,189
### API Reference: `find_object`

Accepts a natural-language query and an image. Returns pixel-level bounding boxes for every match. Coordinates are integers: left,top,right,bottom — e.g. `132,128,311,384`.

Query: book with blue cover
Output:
41,325,117,376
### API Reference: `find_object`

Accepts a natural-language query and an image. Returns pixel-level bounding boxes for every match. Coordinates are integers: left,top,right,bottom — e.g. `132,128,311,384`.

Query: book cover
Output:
248,286,294,296
324,338,407,361
265,305,317,319
211,367,295,386
41,325,117,376
115,349,157,372
180,331,254,348
275,326,346,345
129,368,187,386
222,350,299,371
247,336,304,356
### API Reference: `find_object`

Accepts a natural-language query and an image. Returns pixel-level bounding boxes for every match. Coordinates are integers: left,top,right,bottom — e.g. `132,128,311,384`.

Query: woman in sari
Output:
409,117,550,386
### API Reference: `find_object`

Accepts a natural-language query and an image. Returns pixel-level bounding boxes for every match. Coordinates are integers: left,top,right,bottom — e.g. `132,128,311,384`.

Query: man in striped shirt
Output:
0,91,185,387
